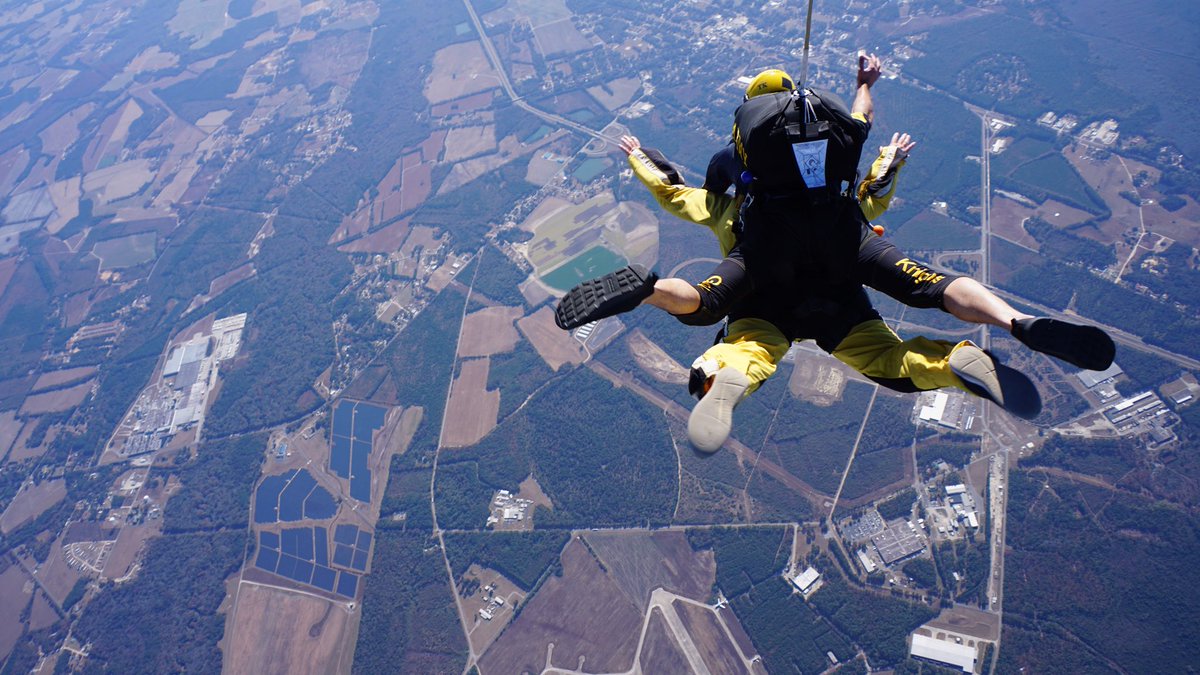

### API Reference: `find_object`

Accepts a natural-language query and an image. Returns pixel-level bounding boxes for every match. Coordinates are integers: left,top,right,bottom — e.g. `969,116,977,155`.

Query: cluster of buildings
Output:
915,390,978,432
111,314,247,460
477,583,507,621
1037,111,1081,136
486,490,534,529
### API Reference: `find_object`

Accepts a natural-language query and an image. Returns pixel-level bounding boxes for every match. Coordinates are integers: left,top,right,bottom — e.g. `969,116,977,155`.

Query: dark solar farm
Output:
330,400,387,503
254,525,365,598
253,469,339,525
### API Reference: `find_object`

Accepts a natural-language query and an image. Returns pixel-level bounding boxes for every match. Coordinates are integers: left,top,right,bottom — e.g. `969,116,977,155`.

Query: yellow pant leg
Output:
831,319,970,391
695,318,790,395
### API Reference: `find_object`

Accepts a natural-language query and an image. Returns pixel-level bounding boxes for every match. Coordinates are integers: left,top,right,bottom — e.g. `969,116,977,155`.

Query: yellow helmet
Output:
744,69,794,100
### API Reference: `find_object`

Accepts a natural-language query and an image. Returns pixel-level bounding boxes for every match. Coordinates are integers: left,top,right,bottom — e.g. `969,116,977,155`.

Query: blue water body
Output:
292,559,315,584
304,485,337,520
333,544,353,568
334,524,357,546
315,528,329,567
355,530,372,552
350,470,371,503
260,531,280,550
330,435,351,477
333,401,353,438
253,471,295,524
255,548,279,573
353,403,386,439
279,470,317,521
295,528,314,561
277,554,298,579
351,548,367,572
312,565,336,592
336,572,358,598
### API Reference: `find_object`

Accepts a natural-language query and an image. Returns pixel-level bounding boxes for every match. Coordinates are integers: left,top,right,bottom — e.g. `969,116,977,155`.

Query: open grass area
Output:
540,245,627,291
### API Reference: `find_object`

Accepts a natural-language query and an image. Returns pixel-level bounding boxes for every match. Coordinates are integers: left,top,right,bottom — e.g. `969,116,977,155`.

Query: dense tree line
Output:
808,566,938,668
353,531,467,674
443,531,569,591
877,488,917,521
731,576,854,673
687,526,789,598
163,434,267,533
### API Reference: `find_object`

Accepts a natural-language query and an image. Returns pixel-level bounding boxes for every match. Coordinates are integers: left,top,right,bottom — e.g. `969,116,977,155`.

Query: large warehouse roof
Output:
910,633,976,672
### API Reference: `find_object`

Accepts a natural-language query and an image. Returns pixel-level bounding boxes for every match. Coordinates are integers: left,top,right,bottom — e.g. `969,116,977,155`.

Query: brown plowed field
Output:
223,584,353,675
29,533,82,605
479,538,642,673
28,590,57,631
583,530,715,606
424,41,501,104
675,599,750,674
32,365,96,391
443,125,497,163
517,306,585,370
19,380,92,415
431,92,494,118
0,411,21,461
337,217,412,254
442,359,499,448
639,609,691,673
458,306,522,358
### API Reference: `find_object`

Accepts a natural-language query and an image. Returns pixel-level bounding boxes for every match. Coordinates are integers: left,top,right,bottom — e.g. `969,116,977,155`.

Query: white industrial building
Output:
910,633,977,672
791,567,821,596
919,392,948,423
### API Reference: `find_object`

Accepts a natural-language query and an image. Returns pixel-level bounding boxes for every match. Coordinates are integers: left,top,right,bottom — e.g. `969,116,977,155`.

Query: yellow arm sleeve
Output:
627,149,739,256
857,144,906,222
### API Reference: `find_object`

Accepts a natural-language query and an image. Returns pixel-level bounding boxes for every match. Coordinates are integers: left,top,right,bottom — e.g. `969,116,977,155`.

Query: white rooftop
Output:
919,391,948,422
792,567,820,592
911,633,976,672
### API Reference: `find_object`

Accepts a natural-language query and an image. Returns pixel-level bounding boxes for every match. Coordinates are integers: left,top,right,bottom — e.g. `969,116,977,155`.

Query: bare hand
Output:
857,53,882,88
883,131,916,159
618,135,641,155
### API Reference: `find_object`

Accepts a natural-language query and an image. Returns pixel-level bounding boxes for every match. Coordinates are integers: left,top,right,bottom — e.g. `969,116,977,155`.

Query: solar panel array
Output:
330,401,387,503
253,469,339,525
254,525,368,599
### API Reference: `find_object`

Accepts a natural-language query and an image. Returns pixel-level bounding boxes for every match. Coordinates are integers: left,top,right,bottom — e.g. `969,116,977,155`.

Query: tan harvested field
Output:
32,366,97,392
28,590,57,631
459,306,522,358
462,565,525,655
718,604,759,663
442,358,499,448
8,423,57,463
81,158,154,204
1141,194,1200,246
526,149,567,185
298,30,370,90
20,380,92,415
789,349,850,404
431,91,494,118
587,76,642,111
926,603,1001,641
437,152,510,195
0,566,32,661
208,263,256,298
0,479,66,534
38,102,94,157
400,224,444,257
533,17,592,56
420,129,447,163
518,275,552,306
518,306,586,370
675,599,751,674
424,41,501,104
400,158,432,213
103,519,161,581
83,99,143,173
627,330,688,385
30,533,82,605
583,530,715,606
1063,146,1142,244
639,609,691,673
989,197,1041,250
479,538,642,673
338,217,412,254
443,125,497,163
375,160,404,224
518,194,573,233
128,45,179,72
0,147,29,198
45,176,82,234
223,584,353,675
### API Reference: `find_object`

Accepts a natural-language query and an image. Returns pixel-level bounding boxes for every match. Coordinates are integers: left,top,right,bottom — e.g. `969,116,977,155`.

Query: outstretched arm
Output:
859,132,915,221
852,53,882,124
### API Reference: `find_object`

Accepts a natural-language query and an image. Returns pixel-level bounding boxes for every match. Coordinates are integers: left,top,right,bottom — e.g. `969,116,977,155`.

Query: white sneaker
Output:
687,367,750,453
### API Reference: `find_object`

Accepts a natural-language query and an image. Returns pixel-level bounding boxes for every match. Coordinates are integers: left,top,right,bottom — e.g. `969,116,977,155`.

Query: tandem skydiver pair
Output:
555,56,1115,452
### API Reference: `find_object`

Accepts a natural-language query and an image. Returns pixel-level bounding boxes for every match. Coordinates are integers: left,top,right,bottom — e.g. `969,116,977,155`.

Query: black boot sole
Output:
554,265,657,330
950,345,1043,420
1013,318,1115,371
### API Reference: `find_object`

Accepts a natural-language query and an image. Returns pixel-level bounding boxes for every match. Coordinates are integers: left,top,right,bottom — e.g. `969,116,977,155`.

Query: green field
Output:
540,245,627,291
571,157,610,182
93,232,157,270
891,210,980,252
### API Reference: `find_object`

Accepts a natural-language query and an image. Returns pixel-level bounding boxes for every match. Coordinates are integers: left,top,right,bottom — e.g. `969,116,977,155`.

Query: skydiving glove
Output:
857,143,908,201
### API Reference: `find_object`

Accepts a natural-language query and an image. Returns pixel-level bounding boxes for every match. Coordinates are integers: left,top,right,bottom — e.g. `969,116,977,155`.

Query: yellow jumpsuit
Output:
627,145,973,396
